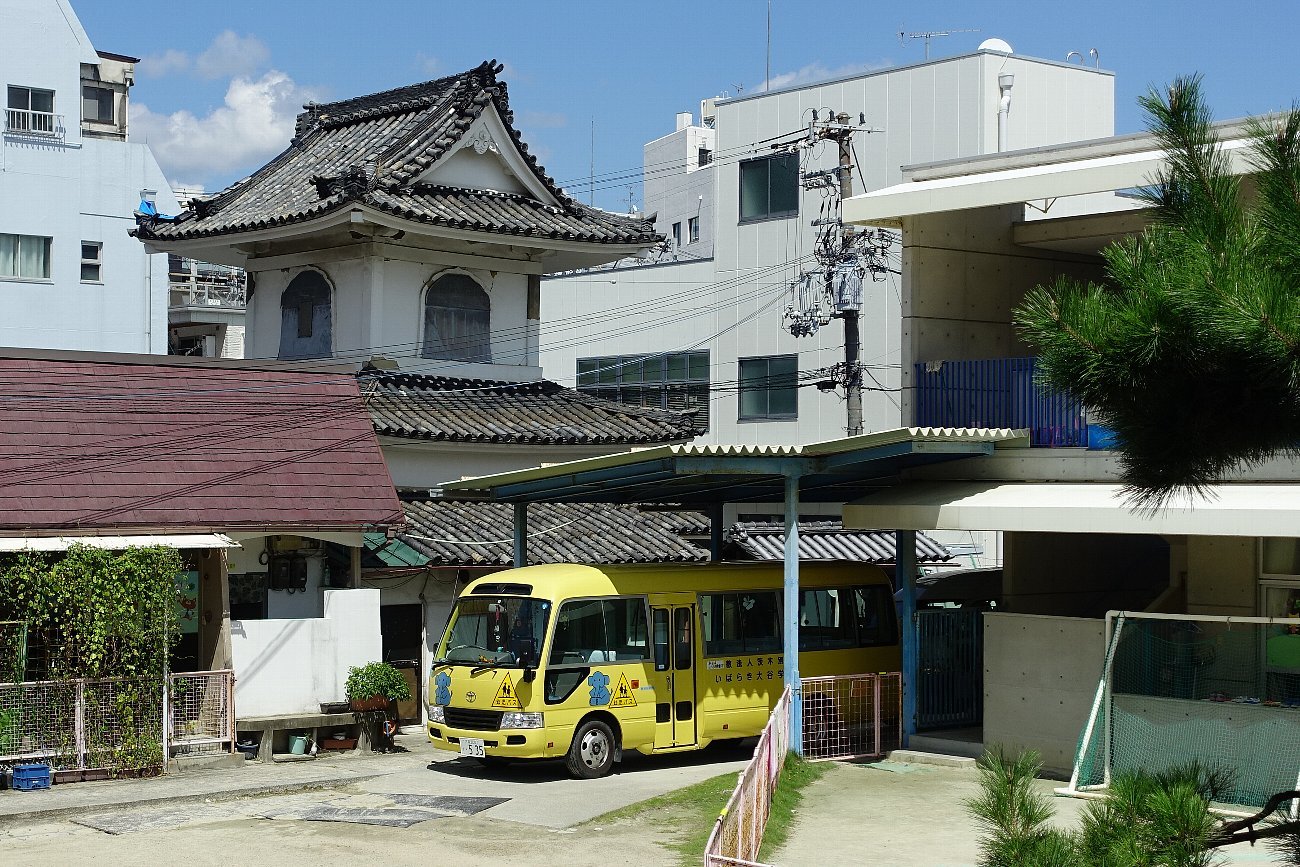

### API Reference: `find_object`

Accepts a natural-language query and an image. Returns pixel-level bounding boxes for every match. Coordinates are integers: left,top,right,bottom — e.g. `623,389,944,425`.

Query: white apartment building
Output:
0,0,178,353
542,46,1114,448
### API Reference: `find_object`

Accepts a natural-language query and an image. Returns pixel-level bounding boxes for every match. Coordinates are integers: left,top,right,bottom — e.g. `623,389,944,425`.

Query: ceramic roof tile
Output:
134,61,659,247
362,372,703,445
726,521,954,564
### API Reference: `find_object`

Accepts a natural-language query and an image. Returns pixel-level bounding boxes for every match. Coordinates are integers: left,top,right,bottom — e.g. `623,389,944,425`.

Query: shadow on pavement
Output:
425,738,757,784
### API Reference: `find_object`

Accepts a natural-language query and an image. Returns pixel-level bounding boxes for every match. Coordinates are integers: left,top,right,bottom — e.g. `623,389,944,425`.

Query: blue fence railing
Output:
914,357,1088,448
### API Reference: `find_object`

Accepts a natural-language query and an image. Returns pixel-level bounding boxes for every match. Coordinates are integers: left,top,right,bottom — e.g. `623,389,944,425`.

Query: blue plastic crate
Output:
12,763,51,791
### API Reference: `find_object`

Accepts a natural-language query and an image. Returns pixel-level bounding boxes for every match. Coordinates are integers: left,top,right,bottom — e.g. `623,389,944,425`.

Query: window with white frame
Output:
6,85,56,134
738,354,798,420
577,350,710,430
671,221,682,248
688,216,700,243
0,233,52,280
80,242,102,282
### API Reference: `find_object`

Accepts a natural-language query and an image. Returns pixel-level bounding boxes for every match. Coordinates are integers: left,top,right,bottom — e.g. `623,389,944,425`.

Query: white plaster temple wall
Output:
230,588,381,717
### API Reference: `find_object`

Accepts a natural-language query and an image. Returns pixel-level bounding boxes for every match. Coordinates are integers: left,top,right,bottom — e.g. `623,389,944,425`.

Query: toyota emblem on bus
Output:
465,691,477,703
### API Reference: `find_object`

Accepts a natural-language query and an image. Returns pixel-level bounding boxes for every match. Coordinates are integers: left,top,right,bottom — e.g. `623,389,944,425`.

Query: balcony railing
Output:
5,108,64,138
914,356,1089,447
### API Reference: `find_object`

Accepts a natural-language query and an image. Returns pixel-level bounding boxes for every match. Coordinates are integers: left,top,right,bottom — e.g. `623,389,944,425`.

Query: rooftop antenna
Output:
898,27,980,60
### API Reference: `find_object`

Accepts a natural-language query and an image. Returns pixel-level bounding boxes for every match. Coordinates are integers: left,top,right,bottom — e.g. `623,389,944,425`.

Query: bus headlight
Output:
500,712,544,729
428,705,446,724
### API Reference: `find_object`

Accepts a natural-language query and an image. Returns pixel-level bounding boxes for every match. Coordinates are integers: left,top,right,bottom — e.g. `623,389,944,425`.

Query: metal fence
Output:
802,672,903,761
704,686,792,867
0,670,235,773
914,356,1088,448
167,670,236,756
917,609,984,731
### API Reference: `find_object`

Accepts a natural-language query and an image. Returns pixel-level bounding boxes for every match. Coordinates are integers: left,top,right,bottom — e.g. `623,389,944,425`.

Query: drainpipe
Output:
997,73,1015,152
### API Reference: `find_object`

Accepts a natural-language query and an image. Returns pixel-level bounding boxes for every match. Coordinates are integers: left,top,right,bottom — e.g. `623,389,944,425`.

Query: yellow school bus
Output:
426,561,899,778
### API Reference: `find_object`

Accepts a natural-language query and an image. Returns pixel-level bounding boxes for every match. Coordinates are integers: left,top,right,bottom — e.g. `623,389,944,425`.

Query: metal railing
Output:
168,274,247,309
167,670,236,756
917,609,984,731
0,670,235,773
914,356,1088,447
704,686,792,867
802,672,902,761
5,108,63,138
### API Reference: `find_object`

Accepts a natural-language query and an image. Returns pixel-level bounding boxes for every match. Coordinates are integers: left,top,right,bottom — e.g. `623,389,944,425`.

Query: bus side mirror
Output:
522,667,537,683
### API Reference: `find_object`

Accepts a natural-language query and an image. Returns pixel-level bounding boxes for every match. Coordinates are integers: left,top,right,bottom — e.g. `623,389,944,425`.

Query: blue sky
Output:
77,1,1300,210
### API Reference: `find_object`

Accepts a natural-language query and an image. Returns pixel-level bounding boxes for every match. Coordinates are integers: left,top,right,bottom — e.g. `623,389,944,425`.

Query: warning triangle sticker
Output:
608,672,637,709
491,673,522,709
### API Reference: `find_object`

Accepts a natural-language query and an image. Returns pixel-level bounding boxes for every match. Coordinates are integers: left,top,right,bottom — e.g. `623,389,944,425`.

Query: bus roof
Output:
459,561,891,600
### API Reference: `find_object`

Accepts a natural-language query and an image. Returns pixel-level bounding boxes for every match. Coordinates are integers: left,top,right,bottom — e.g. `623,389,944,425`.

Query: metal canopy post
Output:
784,472,803,756
513,502,527,569
708,503,725,562
896,529,918,746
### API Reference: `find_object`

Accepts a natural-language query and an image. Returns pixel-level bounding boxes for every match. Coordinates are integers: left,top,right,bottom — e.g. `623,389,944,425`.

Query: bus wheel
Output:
566,719,615,779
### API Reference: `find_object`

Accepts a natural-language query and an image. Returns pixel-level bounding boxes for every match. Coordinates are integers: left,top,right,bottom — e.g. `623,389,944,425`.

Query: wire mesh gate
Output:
0,670,235,773
916,608,984,731
802,672,902,760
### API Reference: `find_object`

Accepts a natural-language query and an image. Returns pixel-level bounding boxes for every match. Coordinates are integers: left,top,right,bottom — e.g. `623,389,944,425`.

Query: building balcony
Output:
4,109,64,139
914,356,1099,448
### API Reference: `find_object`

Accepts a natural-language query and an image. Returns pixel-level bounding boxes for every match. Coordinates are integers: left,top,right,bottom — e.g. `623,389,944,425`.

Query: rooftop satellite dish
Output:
978,37,1014,54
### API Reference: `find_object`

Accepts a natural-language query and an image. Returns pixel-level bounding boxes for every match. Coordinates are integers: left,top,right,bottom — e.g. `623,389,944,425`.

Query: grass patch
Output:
583,754,828,867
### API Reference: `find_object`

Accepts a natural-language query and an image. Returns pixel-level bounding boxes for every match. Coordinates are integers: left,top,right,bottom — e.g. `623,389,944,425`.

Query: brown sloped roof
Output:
362,373,703,445
135,61,658,247
0,358,403,533
370,499,708,567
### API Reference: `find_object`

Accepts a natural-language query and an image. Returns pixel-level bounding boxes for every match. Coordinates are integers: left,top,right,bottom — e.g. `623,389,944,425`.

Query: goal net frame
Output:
1059,609,1300,815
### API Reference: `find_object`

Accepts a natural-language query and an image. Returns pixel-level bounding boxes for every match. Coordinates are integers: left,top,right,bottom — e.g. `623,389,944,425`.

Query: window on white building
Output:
6,85,56,134
278,269,332,360
422,273,491,362
577,350,710,430
688,216,700,244
82,85,114,124
698,147,713,167
0,233,52,280
671,221,682,248
739,153,799,222
80,242,102,282
738,354,798,420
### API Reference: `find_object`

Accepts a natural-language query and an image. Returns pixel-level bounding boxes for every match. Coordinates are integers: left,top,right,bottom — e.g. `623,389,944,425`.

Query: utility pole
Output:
833,114,863,436
781,112,889,437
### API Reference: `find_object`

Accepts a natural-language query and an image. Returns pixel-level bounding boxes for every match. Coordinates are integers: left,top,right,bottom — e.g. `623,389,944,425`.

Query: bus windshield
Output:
439,596,550,668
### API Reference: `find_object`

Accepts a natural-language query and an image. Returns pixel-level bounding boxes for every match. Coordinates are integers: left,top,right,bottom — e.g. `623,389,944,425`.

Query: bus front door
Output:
651,605,697,748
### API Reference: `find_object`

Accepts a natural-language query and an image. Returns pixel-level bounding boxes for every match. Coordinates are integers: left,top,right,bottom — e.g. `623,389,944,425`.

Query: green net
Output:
1072,614,1300,808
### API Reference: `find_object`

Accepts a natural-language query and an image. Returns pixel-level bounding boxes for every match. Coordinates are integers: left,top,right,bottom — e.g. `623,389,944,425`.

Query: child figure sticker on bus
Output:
491,673,521,709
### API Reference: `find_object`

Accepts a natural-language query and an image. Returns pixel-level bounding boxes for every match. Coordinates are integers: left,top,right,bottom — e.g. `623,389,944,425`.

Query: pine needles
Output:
1013,76,1300,506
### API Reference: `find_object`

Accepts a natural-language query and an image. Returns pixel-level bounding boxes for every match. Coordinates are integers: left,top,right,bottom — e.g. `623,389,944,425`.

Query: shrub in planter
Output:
344,662,412,710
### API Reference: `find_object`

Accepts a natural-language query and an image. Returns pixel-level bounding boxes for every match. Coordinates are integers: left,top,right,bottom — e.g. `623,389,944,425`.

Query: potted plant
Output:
345,661,412,712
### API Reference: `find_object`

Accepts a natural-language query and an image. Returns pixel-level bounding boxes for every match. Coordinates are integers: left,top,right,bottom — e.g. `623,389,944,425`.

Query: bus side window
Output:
653,608,670,671
674,608,692,670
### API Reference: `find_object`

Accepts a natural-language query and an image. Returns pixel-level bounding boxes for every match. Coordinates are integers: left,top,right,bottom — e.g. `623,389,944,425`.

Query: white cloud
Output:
133,71,319,184
414,52,440,77
194,31,270,80
519,110,566,129
760,60,892,92
138,48,190,78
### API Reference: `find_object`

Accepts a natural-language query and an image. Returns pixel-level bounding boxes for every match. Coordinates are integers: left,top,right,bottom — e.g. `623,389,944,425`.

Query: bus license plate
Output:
459,738,485,758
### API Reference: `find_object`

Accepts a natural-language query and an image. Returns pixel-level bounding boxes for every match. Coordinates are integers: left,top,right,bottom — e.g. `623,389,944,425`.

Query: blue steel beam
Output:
896,529,918,746
784,472,804,756
513,502,527,568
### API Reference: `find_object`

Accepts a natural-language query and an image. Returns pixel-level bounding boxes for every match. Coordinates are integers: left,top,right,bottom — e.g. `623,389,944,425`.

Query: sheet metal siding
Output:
914,357,1087,448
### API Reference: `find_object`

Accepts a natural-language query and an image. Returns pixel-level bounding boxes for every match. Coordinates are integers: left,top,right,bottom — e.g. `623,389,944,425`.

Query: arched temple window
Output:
421,273,491,362
278,270,332,360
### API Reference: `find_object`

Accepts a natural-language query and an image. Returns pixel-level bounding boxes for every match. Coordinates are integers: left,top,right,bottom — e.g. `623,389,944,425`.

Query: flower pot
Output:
349,696,389,712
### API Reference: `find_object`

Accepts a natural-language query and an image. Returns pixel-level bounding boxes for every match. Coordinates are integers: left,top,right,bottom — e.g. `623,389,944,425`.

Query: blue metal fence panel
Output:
914,357,1088,447
916,607,984,731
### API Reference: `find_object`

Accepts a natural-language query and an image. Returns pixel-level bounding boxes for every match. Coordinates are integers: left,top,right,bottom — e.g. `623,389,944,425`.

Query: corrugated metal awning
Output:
844,481,1300,537
727,523,953,563
0,533,240,552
